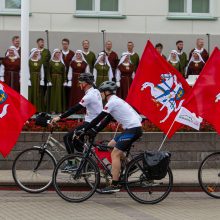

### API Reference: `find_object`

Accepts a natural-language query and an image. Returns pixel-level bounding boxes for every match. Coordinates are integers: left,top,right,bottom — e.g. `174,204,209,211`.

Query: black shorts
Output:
114,127,142,152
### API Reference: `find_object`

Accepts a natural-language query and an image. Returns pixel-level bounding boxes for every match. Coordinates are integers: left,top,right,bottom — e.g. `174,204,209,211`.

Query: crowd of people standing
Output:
0,36,209,113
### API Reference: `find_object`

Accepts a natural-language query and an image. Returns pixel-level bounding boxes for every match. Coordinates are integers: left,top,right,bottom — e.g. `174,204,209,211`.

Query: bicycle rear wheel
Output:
198,152,220,198
12,147,56,193
125,154,173,204
53,153,100,202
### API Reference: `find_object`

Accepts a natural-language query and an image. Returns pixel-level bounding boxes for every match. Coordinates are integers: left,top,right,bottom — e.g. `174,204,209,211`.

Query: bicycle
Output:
198,152,220,198
53,133,173,204
12,124,67,193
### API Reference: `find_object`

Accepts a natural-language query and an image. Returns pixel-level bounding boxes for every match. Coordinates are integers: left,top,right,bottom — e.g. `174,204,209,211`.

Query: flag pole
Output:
158,119,176,151
20,0,30,99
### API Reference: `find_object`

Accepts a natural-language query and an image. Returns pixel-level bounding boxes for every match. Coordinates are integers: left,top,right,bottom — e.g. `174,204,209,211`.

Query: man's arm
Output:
84,111,109,131
60,103,85,119
95,114,113,132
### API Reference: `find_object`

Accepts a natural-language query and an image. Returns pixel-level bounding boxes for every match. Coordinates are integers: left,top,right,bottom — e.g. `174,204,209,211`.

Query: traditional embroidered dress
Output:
68,50,90,107
28,48,45,112
47,49,67,113
82,50,96,73
0,46,20,92
116,53,135,100
93,52,113,87
167,50,182,74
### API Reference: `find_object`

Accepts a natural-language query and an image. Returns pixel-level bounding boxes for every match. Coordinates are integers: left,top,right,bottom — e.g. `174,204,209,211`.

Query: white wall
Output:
0,0,220,34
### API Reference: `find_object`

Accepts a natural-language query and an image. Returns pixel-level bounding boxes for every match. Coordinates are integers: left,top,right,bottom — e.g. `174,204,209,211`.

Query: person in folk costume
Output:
47,49,67,113
61,38,75,74
0,46,21,93
186,50,205,78
28,48,45,112
82,40,96,73
167,50,182,74
5,36,21,56
116,52,135,100
126,41,139,72
189,38,209,63
67,50,90,107
37,38,51,90
176,40,187,75
155,43,167,60
93,52,113,87
105,40,119,81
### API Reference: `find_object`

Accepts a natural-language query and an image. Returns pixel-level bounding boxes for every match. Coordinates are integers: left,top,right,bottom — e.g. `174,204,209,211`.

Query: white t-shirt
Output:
79,87,103,122
103,95,142,129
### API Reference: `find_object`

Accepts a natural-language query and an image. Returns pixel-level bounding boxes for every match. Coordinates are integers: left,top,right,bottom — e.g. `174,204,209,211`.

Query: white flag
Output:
175,107,203,130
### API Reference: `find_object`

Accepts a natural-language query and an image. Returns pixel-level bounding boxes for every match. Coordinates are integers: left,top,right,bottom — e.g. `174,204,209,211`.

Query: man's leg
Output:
111,148,124,181
63,130,75,154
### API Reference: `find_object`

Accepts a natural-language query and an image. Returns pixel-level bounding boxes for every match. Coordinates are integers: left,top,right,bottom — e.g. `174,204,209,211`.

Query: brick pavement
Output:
0,191,219,220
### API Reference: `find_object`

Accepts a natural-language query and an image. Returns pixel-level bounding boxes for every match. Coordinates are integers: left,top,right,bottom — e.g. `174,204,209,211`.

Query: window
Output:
0,0,21,12
76,0,121,16
169,0,213,17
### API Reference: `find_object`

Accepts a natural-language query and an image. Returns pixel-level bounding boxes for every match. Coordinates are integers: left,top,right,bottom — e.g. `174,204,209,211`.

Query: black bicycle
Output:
53,133,173,204
198,152,220,198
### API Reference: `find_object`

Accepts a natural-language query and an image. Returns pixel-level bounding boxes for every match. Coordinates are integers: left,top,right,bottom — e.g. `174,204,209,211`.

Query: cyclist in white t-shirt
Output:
52,73,103,169
80,81,143,193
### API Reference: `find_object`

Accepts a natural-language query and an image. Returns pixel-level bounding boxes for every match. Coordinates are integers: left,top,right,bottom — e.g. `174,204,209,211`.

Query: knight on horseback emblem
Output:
0,83,9,118
215,93,220,103
141,73,185,123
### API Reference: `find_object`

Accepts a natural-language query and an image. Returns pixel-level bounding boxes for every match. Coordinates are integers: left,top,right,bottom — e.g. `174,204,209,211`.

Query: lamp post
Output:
20,0,30,99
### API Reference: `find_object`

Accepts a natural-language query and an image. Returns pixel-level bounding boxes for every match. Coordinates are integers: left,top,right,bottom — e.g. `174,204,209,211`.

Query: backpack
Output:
35,112,51,127
143,151,171,180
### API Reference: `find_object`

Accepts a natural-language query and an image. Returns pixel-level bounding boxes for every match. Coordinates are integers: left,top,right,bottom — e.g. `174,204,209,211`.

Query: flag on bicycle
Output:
179,47,220,134
126,40,191,138
0,82,36,157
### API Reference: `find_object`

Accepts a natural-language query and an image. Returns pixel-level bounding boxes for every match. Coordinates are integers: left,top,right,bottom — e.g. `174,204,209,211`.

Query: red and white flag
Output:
126,40,191,138
181,47,220,134
0,82,36,157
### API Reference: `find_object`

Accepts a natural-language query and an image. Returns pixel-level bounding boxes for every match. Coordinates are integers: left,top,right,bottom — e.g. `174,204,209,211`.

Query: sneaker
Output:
101,185,121,193
61,164,77,173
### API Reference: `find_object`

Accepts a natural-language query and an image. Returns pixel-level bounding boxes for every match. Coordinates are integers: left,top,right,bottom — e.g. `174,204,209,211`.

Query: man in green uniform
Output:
82,40,96,73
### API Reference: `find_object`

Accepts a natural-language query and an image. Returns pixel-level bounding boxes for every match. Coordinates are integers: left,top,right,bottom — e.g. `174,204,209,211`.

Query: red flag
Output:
126,40,191,138
0,82,36,157
182,47,220,134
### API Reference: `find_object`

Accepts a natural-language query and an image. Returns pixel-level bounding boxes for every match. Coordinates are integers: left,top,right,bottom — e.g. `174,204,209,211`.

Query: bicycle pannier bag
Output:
144,151,171,180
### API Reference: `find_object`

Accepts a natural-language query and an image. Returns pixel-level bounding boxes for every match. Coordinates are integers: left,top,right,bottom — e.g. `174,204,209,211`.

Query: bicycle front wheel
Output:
125,154,173,204
12,147,56,193
53,153,100,202
198,152,220,198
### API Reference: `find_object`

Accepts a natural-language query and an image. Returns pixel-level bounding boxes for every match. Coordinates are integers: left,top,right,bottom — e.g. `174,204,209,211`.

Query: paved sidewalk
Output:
0,191,219,220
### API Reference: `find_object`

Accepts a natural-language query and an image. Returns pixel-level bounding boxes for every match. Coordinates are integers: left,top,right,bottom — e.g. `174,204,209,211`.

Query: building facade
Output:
0,0,220,56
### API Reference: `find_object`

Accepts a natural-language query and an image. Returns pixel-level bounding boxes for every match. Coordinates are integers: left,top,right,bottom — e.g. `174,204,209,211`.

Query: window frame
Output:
0,0,21,12
75,0,123,17
168,0,215,18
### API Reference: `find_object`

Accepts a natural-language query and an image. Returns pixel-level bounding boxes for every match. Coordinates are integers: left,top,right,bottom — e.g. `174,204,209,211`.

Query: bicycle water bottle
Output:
102,158,112,171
